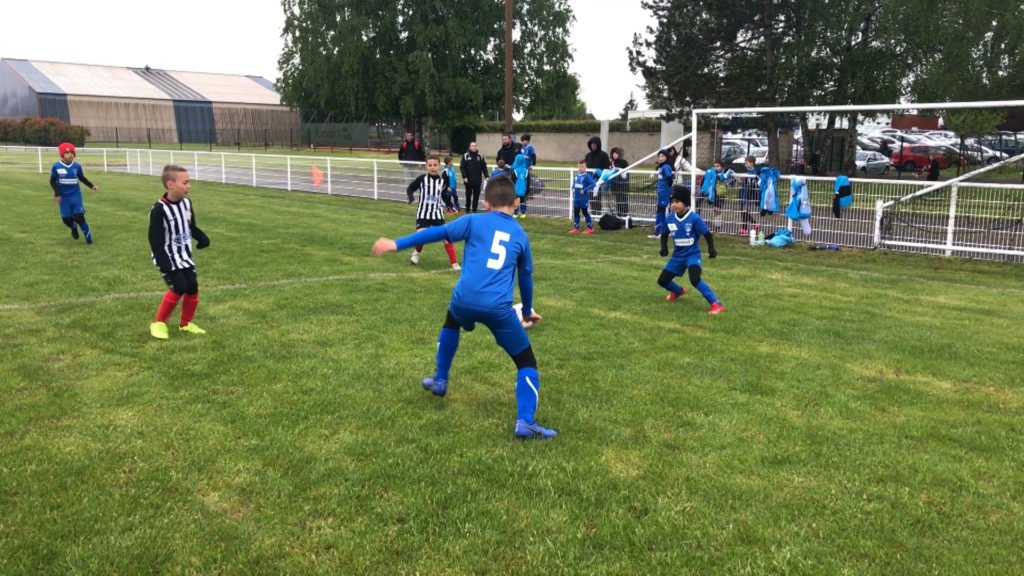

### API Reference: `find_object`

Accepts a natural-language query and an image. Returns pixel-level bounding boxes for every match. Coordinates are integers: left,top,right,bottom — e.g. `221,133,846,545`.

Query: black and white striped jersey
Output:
407,173,449,221
148,195,209,272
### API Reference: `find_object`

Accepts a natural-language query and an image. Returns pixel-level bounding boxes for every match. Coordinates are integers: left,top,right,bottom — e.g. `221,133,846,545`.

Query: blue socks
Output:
515,367,541,423
695,280,718,305
434,327,460,381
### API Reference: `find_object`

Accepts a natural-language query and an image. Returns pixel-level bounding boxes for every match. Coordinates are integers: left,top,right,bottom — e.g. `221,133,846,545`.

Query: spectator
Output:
460,141,489,213
584,136,611,213
609,147,630,216
496,133,522,168
673,145,693,186
810,149,822,176
878,139,892,159
398,130,426,184
923,157,941,181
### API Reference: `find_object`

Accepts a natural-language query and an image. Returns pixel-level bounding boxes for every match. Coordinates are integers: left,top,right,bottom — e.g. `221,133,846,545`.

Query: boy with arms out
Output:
50,142,100,243
149,165,211,339
658,186,725,315
406,155,460,270
371,175,555,439
570,160,597,234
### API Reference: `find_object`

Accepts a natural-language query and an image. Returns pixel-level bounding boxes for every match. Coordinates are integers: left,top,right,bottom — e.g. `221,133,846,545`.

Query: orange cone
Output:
311,164,324,187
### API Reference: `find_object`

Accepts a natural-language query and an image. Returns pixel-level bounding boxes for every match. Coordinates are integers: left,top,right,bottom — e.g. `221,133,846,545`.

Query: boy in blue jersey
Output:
371,175,556,439
49,142,100,243
511,152,530,218
658,186,725,315
650,149,673,239
570,160,597,234
442,156,462,214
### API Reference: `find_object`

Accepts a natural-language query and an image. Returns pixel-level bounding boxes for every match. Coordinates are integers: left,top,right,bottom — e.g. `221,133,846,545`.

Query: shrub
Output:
0,117,89,146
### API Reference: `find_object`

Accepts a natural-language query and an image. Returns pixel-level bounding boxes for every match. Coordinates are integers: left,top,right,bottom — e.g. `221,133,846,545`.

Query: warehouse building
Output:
0,58,299,145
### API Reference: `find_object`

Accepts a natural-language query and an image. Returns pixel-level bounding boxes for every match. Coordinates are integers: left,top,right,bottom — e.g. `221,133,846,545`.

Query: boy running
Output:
658,186,725,315
49,142,100,243
406,155,460,270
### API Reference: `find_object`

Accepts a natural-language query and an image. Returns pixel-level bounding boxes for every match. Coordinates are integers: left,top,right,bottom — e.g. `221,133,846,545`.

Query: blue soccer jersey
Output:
656,163,673,205
667,209,709,260
572,172,596,207
396,211,534,312
51,161,86,196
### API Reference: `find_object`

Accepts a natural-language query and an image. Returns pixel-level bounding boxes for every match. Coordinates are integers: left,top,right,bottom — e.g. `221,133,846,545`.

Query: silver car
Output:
856,150,890,175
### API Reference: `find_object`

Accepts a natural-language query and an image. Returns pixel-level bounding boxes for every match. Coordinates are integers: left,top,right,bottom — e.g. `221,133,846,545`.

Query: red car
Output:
890,145,951,171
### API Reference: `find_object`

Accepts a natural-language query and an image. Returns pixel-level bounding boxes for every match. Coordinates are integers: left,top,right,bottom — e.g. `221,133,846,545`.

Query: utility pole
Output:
504,0,514,133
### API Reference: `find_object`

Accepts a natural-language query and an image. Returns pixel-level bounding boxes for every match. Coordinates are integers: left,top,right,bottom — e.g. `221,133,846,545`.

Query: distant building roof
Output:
1,58,283,105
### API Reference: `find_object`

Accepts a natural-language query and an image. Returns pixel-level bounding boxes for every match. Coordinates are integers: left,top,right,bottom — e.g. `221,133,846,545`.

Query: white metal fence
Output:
3,145,1022,262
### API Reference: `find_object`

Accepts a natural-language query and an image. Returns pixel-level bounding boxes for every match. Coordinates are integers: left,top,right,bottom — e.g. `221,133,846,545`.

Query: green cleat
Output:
149,322,169,340
179,322,207,334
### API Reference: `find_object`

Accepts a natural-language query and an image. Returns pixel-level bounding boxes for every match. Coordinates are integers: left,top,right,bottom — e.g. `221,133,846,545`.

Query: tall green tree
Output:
278,0,584,136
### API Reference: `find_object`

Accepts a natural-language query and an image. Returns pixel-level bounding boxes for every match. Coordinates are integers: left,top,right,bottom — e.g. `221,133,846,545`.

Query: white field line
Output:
2,251,1020,312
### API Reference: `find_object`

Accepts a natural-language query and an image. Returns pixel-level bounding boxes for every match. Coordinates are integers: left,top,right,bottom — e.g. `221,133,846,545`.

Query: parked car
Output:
890,145,951,171
856,150,890,175
961,141,1009,164
731,146,769,168
972,136,1021,158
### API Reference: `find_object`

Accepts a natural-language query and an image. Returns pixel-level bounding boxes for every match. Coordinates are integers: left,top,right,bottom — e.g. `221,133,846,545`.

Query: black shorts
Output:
416,218,445,228
161,267,198,295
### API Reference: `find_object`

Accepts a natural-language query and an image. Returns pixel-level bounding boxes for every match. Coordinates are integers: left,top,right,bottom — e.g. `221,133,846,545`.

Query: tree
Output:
619,92,639,121
278,0,585,139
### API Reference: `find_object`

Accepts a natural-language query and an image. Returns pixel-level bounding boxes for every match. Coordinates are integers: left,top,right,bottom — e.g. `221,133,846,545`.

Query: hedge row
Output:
0,117,90,147
477,118,662,133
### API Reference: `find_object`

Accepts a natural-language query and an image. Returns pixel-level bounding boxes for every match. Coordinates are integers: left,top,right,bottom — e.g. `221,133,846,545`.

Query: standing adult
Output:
923,157,941,181
609,147,630,216
398,130,426,185
585,136,611,213
496,133,522,168
460,141,489,213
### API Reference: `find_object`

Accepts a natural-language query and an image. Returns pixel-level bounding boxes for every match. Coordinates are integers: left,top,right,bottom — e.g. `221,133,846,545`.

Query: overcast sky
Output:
0,0,654,120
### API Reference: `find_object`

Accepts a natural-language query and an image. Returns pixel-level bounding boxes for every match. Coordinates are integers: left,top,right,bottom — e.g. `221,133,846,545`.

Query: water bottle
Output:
749,228,757,246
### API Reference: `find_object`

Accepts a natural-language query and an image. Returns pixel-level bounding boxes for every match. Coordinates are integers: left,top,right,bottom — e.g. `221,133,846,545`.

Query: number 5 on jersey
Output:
487,231,511,270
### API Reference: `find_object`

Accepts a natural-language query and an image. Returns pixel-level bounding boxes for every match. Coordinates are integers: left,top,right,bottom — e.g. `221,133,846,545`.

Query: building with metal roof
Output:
0,58,299,145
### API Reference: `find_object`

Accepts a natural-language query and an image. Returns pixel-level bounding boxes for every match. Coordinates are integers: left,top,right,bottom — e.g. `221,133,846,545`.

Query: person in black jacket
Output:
585,136,611,213
609,146,630,216
398,130,427,184
460,141,489,212
496,133,522,168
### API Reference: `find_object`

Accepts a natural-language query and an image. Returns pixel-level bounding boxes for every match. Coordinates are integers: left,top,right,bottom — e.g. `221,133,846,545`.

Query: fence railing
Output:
3,145,1021,262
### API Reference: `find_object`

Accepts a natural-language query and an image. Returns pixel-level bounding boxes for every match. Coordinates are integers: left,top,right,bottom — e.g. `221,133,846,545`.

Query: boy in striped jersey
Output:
148,165,211,339
372,175,555,439
406,155,460,270
50,142,100,243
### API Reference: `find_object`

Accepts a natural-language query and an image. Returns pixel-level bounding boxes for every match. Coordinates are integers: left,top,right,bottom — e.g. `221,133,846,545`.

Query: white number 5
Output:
487,231,511,270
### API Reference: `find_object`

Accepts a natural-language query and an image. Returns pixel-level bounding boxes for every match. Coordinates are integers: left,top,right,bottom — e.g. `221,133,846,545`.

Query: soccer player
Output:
649,149,673,239
406,155,460,270
658,186,725,315
148,165,211,339
49,142,100,243
570,160,597,234
371,175,556,439
441,156,462,214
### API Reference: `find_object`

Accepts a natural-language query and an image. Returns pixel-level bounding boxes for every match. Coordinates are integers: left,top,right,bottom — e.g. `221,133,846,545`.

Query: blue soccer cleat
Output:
421,377,448,397
84,230,94,244
514,419,558,439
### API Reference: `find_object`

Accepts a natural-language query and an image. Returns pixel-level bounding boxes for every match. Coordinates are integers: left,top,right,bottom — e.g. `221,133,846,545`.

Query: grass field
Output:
1,170,1023,574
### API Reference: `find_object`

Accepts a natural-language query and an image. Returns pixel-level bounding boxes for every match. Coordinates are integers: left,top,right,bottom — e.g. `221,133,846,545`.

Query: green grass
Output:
1,170,1023,574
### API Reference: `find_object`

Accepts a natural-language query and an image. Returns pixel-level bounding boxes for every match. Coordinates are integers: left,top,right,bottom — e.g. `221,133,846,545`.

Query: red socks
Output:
181,294,199,326
444,242,457,265
155,291,182,322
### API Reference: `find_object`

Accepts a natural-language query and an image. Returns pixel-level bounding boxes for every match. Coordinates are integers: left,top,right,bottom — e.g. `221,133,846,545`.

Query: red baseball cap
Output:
58,142,76,156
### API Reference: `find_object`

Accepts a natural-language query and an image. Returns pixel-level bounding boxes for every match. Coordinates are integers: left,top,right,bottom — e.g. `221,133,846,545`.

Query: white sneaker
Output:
647,234,660,239
451,263,461,271
410,251,421,265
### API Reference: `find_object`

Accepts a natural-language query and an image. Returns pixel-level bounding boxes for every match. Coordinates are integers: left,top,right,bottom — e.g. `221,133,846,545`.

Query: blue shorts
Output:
58,193,84,218
664,254,702,276
449,301,530,357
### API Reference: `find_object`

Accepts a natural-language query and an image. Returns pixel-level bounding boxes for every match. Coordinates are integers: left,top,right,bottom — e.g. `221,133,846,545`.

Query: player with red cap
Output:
50,142,100,243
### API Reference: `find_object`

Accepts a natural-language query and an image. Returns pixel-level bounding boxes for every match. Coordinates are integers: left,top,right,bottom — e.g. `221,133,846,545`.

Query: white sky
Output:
0,0,653,120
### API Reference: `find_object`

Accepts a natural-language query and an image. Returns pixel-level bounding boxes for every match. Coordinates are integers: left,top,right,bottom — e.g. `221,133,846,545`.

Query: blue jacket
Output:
512,153,530,197
834,175,853,208
701,167,723,203
656,162,673,205
443,166,458,192
759,166,780,213
785,177,812,220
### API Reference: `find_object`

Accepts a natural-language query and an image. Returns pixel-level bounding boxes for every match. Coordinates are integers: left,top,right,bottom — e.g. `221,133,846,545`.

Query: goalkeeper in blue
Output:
658,186,725,315
372,175,556,439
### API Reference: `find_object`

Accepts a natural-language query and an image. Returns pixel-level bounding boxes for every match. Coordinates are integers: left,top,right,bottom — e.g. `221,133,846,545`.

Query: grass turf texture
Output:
1,170,1022,574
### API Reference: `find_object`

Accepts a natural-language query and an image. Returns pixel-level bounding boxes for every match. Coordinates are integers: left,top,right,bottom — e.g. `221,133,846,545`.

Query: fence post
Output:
126,150,131,173
221,153,226,184
147,128,152,149
873,199,885,247
327,157,332,195
287,156,292,191
37,147,42,173
115,127,119,149
252,154,257,187
373,160,379,200
945,184,959,257
103,149,107,172
149,150,153,176
194,152,199,180
170,150,175,166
